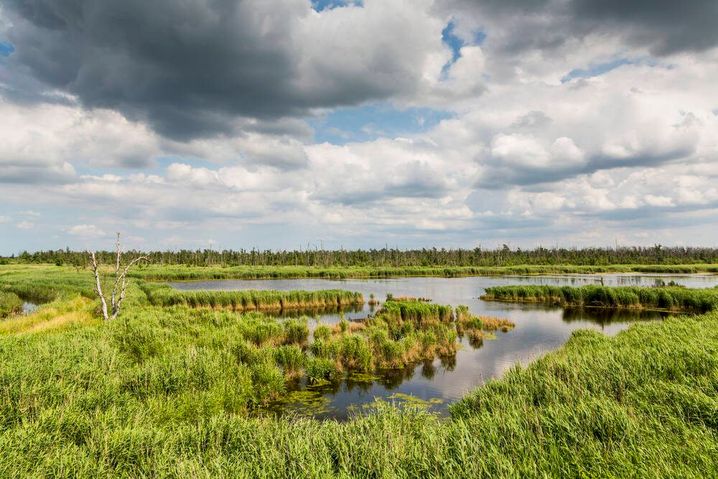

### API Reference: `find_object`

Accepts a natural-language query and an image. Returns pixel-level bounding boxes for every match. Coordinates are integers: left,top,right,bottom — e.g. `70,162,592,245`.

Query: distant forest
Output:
5,245,718,267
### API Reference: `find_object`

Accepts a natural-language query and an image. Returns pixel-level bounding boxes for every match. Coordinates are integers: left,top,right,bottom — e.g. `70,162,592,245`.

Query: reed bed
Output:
308,300,461,375
0,304,716,476
482,285,718,313
455,305,515,345
143,284,364,312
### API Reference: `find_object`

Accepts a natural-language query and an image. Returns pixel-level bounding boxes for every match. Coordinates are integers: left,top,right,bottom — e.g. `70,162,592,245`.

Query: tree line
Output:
5,245,718,268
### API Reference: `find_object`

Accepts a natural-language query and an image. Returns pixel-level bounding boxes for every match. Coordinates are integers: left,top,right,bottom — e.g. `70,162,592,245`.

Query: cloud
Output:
16,220,34,230
3,0,447,139
0,99,159,177
1,1,718,252
67,224,106,238
441,0,718,56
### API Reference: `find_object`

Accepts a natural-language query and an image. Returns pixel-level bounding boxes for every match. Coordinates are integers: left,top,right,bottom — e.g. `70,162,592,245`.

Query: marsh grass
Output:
482,284,718,313
1,306,717,477
3,264,717,477
0,296,95,335
0,291,23,318
142,284,364,312
455,305,514,342
126,263,718,281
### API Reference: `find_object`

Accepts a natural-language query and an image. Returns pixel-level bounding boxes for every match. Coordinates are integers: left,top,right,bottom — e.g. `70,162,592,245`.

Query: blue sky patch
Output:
561,57,658,83
310,103,453,144
0,41,15,57
311,0,361,12
442,21,464,65
440,22,486,78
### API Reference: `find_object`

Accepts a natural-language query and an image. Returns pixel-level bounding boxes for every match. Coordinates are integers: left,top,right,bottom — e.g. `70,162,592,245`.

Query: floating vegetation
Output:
388,392,444,410
481,285,718,313
264,389,332,418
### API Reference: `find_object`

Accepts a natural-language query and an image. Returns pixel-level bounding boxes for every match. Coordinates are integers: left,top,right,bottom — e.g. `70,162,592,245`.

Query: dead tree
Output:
90,233,148,320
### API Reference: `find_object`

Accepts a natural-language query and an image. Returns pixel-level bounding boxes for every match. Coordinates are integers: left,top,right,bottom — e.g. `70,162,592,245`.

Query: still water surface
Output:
171,274,718,419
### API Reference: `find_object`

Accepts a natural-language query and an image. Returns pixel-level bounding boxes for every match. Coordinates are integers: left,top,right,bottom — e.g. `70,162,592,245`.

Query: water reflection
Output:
22,302,38,315
171,273,718,419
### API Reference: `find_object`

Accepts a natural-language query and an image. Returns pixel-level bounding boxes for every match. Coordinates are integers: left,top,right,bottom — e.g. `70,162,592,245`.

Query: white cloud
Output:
67,224,106,238
16,221,34,230
1,2,718,251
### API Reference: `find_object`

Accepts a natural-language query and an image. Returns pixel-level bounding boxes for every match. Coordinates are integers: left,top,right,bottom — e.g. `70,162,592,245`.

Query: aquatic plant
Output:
143,284,364,312
482,285,718,313
313,325,332,342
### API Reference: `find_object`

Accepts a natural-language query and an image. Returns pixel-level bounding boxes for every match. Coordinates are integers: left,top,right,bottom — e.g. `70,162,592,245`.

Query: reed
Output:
1,305,716,477
143,284,364,312
0,292,23,318
455,305,515,339
482,285,718,313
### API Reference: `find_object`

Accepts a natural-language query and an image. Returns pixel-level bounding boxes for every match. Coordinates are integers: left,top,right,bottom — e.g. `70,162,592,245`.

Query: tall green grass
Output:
142,284,364,311
1,305,717,476
482,285,718,312
0,292,23,318
0,265,96,303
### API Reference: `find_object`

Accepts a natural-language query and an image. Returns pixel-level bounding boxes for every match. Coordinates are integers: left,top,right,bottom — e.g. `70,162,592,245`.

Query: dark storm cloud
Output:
2,0,422,140
440,0,718,55
571,0,718,55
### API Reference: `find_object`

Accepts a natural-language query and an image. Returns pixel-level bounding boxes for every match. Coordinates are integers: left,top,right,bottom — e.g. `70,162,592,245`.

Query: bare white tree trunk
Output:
89,233,147,321
90,251,110,321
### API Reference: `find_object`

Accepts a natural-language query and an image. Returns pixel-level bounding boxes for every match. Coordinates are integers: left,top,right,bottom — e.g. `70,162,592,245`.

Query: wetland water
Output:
171,273,718,419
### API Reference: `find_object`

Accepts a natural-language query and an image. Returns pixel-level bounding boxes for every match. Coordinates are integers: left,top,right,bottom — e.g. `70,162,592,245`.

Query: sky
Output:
1,0,717,254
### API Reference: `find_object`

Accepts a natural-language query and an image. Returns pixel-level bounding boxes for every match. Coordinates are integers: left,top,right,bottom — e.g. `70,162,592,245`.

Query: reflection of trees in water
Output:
421,360,436,379
281,352,460,417
271,304,365,319
378,367,417,390
561,308,667,326
440,354,457,371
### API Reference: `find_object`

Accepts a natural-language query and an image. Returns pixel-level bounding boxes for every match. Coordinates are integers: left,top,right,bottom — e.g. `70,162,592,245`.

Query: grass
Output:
482,284,718,313
0,264,96,303
142,283,364,312
1,263,718,476
125,263,718,281
0,303,716,476
0,291,23,318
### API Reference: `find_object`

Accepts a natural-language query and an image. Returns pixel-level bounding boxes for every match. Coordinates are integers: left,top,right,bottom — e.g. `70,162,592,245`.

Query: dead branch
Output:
89,233,148,321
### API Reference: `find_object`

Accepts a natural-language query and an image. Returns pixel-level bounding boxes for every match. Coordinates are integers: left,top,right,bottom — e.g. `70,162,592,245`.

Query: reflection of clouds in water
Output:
171,274,718,417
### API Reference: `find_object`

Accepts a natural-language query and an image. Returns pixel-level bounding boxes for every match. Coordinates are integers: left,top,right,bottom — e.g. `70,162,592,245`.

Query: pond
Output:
170,273,718,419
22,302,39,315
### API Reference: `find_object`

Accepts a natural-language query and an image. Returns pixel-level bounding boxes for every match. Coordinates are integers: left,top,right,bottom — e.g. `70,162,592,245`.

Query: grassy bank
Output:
129,263,718,281
4,263,718,287
482,285,718,313
0,303,716,476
